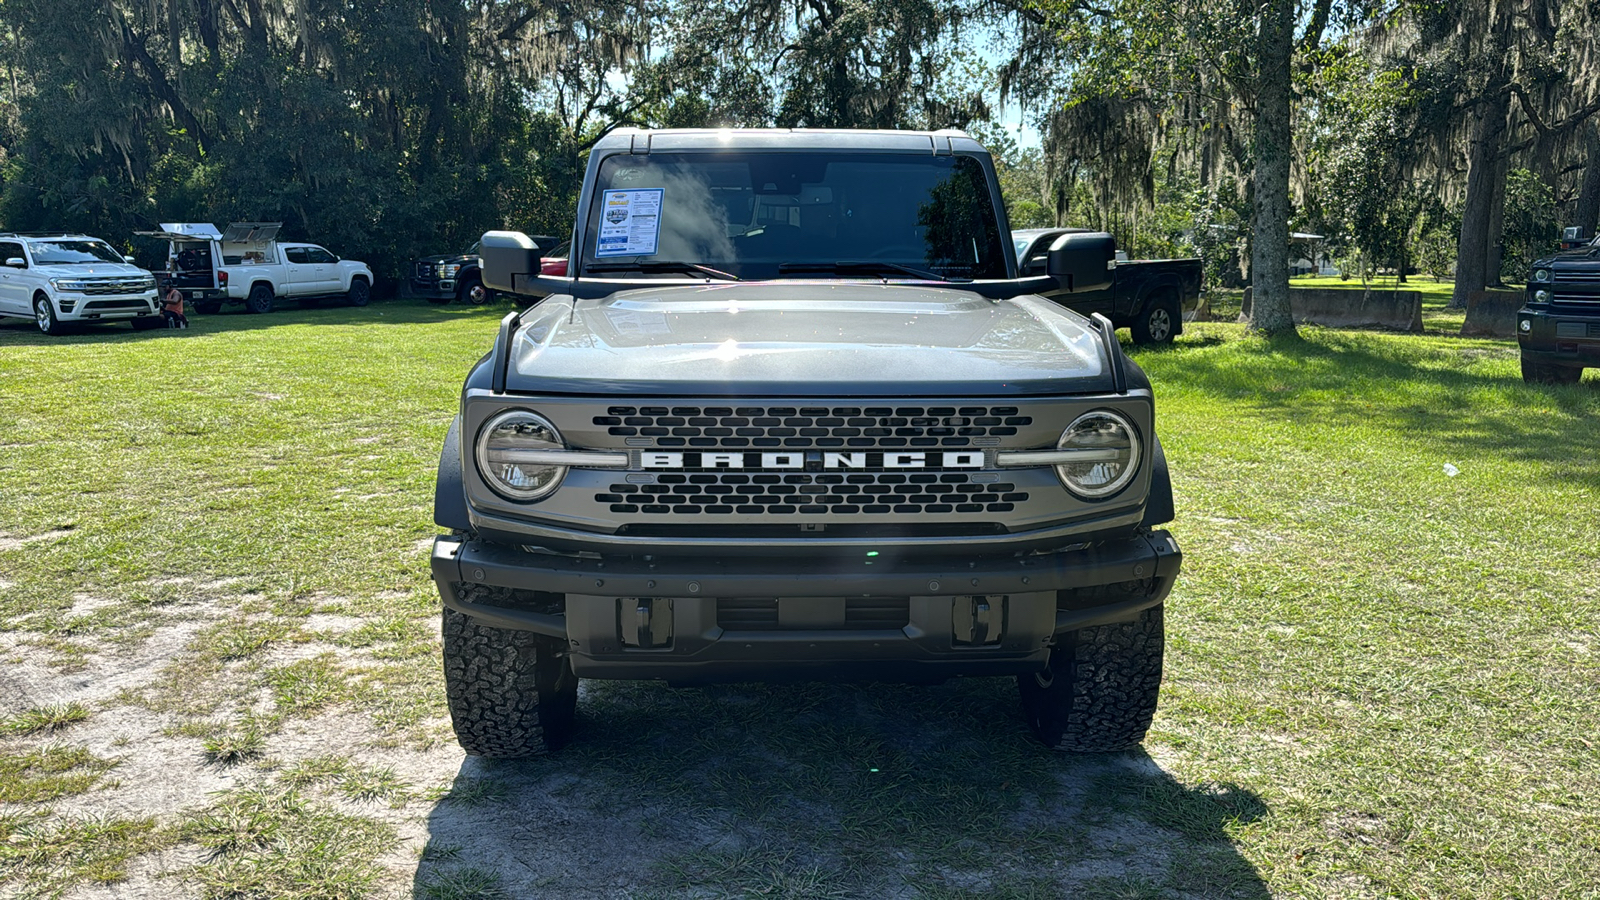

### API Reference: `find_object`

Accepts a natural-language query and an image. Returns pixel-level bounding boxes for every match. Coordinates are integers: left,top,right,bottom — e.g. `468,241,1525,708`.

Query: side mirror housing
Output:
4,257,25,268
1047,232,1115,293
480,231,543,294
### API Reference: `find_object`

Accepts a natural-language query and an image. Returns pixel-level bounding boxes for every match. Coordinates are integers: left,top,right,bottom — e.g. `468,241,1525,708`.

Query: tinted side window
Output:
0,242,25,265
283,247,309,264
306,248,337,264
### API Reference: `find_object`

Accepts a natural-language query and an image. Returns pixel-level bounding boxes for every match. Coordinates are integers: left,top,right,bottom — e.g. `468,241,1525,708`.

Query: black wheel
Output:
195,301,222,315
346,278,371,307
245,284,274,314
442,597,577,757
459,278,489,305
1018,605,1163,753
1131,294,1179,345
1521,358,1582,385
34,294,65,335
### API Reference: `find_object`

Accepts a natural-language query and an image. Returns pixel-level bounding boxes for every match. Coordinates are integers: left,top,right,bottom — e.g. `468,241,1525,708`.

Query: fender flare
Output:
434,415,471,531
1141,433,1175,528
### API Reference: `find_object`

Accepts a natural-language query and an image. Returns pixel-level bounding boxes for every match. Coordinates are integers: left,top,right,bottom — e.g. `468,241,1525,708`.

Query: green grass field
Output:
0,303,1596,898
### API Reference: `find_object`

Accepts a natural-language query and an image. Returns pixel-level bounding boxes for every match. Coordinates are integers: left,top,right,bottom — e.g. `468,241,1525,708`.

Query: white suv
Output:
0,233,161,335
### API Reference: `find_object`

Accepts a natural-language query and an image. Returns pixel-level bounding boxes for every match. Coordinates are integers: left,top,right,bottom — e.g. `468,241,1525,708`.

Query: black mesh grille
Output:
599,471,1027,517
594,405,1033,449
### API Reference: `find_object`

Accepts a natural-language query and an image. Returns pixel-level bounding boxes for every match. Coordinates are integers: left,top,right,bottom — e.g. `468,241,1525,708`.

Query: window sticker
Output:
595,189,664,258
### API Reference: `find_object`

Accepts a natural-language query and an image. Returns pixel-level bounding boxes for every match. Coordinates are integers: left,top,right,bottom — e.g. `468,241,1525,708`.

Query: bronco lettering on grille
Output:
640,451,984,470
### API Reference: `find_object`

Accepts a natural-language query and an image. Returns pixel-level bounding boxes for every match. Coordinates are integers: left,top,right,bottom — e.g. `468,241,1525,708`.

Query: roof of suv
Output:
0,233,102,241
590,127,989,155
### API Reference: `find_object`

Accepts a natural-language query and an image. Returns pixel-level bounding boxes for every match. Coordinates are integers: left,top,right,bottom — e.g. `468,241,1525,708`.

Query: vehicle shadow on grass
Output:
411,678,1271,899
0,298,521,347
1144,331,1600,486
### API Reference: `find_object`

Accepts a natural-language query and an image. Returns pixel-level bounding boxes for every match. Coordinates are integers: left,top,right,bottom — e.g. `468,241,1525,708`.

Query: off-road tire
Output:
1521,358,1582,385
1131,294,1179,345
34,294,64,335
442,600,577,757
347,278,371,307
195,300,222,315
1017,604,1163,752
245,284,274,314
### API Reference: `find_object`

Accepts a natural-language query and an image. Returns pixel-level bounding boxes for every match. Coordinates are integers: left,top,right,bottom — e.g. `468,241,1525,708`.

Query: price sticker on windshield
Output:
595,189,663,258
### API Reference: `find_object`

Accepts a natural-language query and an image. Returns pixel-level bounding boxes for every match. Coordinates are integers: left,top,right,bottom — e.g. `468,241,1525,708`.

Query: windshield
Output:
30,240,127,266
580,151,1008,280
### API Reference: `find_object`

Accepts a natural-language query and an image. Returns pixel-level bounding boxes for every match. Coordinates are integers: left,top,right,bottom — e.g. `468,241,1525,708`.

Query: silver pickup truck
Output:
430,128,1182,757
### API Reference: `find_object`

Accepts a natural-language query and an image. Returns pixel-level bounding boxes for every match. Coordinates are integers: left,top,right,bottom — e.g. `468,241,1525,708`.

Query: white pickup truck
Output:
139,223,374,314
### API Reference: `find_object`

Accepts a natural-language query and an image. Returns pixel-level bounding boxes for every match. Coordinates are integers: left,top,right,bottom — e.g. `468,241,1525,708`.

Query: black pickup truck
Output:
1013,229,1202,345
1520,235,1600,384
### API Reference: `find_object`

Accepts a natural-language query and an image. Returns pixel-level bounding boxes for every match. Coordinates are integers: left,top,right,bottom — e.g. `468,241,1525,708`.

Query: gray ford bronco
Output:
430,128,1182,757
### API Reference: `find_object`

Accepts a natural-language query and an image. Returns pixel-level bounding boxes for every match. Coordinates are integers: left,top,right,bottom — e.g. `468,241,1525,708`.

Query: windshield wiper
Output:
586,261,740,281
777,260,967,283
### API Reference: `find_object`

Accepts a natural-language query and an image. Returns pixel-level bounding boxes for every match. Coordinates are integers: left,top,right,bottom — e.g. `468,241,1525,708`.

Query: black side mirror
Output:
1046,232,1115,293
480,231,543,294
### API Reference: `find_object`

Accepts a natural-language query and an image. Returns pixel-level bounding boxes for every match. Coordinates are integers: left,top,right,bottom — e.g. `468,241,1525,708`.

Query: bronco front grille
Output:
598,471,1029,516
594,405,1033,449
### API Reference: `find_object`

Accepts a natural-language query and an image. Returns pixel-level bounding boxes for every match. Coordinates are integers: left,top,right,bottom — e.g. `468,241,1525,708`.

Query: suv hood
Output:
416,252,476,266
36,262,147,277
503,281,1111,397
1535,244,1600,269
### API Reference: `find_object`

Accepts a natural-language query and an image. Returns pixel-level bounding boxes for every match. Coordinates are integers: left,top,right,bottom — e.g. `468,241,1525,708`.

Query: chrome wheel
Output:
1147,307,1172,343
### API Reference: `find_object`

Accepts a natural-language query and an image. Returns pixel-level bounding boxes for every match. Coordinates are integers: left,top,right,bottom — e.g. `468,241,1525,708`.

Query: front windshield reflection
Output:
30,240,127,265
582,152,1007,280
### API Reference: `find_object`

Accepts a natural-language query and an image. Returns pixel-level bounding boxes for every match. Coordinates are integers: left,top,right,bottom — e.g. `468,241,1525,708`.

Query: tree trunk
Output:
1486,137,1509,287
1451,89,1511,309
1248,0,1296,337
1576,122,1600,239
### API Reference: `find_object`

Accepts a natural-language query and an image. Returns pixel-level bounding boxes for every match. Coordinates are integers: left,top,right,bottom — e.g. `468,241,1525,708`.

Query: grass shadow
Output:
411,678,1271,899
0,297,526,348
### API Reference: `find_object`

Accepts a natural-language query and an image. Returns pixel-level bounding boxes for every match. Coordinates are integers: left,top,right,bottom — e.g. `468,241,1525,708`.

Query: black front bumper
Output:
1519,305,1600,365
411,279,456,300
431,530,1180,682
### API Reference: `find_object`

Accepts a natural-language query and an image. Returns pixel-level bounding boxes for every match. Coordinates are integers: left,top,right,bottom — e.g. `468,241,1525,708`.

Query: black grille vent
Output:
84,299,151,310
598,472,1027,517
716,598,911,630
594,405,1032,449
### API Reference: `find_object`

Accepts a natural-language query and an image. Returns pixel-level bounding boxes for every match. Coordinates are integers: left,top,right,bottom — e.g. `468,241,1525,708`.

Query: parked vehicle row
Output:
138,222,373,314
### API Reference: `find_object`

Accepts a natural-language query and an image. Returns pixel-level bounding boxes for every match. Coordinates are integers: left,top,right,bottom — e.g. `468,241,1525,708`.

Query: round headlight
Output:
476,411,567,501
1533,268,1552,283
1056,410,1141,500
